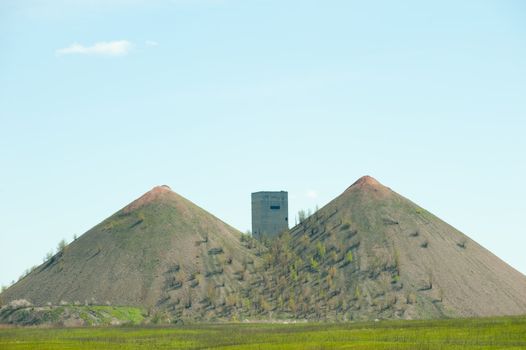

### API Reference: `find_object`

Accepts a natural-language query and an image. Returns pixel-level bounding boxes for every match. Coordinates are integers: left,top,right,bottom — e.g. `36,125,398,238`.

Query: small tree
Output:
288,293,297,313
300,234,309,247
291,268,298,282
57,239,67,253
297,210,307,223
330,250,338,263
260,296,271,312
327,274,334,289
316,242,326,260
294,257,303,271
346,251,353,264
328,266,337,278
226,293,238,307
43,251,53,262
183,288,193,308
310,257,319,272
242,297,252,310
354,286,362,300
205,284,217,305
1,285,7,305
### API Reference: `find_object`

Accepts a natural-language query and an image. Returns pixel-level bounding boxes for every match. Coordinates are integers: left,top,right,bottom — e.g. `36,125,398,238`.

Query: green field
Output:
1,316,525,349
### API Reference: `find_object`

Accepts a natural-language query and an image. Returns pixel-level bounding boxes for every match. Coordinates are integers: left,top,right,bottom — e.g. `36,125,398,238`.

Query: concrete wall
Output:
251,191,288,240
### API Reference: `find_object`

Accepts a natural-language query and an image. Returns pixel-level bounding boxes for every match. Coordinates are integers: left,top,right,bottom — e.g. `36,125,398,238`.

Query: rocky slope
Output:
2,177,525,324
1,185,260,321
247,176,526,320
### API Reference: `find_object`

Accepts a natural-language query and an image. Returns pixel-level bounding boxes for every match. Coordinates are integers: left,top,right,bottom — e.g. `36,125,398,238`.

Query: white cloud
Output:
145,40,159,47
56,40,132,56
306,190,318,199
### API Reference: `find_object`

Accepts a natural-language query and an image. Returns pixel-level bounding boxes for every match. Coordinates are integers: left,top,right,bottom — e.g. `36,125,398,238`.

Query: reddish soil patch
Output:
123,185,173,213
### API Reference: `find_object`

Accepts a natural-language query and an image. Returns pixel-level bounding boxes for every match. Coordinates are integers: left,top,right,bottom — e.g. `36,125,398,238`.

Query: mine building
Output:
251,191,288,240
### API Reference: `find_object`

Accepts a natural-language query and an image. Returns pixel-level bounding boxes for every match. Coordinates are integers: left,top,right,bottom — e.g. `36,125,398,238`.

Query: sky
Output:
1,0,525,288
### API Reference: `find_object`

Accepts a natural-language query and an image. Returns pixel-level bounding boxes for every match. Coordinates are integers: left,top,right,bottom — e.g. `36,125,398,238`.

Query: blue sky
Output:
1,0,525,287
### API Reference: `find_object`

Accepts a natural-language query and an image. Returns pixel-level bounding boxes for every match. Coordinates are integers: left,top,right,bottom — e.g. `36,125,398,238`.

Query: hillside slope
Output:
2,177,525,323
248,176,526,320
2,186,260,320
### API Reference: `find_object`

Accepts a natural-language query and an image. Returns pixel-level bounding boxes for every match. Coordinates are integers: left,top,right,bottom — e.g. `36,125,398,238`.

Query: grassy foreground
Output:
0,316,525,349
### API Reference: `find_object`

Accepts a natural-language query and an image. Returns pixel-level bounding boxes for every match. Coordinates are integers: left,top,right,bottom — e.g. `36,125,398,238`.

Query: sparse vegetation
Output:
310,256,319,272
57,239,67,253
207,247,224,255
0,304,144,326
297,209,307,224
340,222,351,231
6,176,525,325
43,250,53,262
345,251,353,264
316,242,326,259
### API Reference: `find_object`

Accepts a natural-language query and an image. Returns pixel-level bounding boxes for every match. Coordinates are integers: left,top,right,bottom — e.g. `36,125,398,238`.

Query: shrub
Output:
57,239,67,253
297,210,307,224
260,296,271,312
291,268,298,282
340,222,351,231
328,266,337,278
327,274,334,289
310,257,319,272
240,232,251,242
208,247,223,255
205,284,217,304
346,251,353,264
330,250,338,263
43,251,53,263
457,240,467,249
406,292,417,304
293,257,303,271
316,242,326,259
226,293,238,307
354,286,361,300
288,294,297,313
300,234,309,247
242,297,252,310
183,288,193,308
151,311,170,324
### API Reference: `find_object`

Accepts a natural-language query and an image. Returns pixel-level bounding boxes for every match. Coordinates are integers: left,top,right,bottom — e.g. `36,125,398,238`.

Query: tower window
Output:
270,205,280,210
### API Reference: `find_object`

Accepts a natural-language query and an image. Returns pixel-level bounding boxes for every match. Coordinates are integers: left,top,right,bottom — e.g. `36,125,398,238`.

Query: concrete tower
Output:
251,191,288,240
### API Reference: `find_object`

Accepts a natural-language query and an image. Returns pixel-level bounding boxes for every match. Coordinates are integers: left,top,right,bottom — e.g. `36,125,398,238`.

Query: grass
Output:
0,305,144,327
76,306,144,326
1,316,525,349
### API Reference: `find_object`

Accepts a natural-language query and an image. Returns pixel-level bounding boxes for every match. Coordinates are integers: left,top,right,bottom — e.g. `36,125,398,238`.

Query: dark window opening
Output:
270,205,280,210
